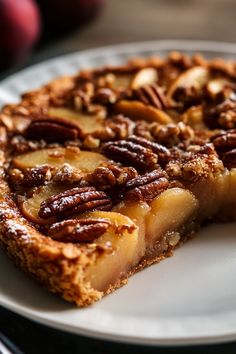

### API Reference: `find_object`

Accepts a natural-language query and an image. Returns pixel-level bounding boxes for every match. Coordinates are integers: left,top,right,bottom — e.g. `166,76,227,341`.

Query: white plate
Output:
0,40,236,346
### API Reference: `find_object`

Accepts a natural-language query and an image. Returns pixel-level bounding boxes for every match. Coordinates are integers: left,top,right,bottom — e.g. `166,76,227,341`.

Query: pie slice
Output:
0,52,236,306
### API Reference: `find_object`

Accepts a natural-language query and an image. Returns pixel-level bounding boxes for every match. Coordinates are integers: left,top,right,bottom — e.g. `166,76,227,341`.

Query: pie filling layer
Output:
0,52,236,305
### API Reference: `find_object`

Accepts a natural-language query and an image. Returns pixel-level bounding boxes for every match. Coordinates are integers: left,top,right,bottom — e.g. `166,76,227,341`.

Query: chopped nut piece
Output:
53,163,82,183
86,163,138,190
204,99,236,130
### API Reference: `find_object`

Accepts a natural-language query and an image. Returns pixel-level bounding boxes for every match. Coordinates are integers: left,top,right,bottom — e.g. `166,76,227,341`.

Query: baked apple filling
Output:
0,52,236,306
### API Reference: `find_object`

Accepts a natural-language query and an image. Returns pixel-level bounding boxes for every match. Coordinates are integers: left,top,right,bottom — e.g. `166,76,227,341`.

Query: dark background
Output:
1,0,236,353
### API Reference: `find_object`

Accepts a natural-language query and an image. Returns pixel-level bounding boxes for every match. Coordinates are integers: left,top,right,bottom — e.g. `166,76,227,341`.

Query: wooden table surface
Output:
1,1,236,353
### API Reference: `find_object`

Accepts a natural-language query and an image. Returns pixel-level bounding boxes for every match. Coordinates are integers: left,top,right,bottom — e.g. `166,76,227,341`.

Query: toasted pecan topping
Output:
25,116,81,142
221,149,236,169
212,130,236,168
127,135,170,165
53,164,82,183
118,169,169,201
150,122,195,147
166,151,224,183
102,139,158,171
204,99,236,130
133,84,167,110
94,115,135,141
39,186,112,219
23,165,53,187
211,129,236,151
48,218,111,243
86,162,138,190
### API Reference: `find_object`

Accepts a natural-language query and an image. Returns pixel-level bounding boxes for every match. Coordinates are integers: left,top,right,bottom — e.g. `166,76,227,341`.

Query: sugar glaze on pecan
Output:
118,169,169,201
48,218,111,243
25,116,81,142
39,186,112,219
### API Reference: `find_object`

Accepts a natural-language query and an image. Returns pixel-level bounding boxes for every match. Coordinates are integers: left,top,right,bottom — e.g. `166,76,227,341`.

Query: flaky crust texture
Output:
0,52,236,306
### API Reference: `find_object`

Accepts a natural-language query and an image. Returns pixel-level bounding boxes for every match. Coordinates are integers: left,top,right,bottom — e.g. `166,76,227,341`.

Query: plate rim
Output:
1,39,236,346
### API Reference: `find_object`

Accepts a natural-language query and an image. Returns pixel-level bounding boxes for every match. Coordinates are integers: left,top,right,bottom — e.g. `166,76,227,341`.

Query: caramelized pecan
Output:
48,218,111,243
85,162,138,190
221,149,236,169
151,122,195,147
25,116,81,142
118,169,169,201
127,135,171,165
212,130,236,168
94,115,135,141
23,165,53,187
133,84,167,110
102,139,158,171
39,186,112,219
203,99,236,130
211,130,236,152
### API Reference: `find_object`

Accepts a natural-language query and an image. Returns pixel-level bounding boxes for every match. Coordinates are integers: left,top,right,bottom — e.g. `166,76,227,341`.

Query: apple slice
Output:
215,169,236,221
48,107,106,135
167,66,209,104
20,183,65,224
115,100,172,124
13,147,107,171
113,199,151,257
83,211,141,291
146,188,198,248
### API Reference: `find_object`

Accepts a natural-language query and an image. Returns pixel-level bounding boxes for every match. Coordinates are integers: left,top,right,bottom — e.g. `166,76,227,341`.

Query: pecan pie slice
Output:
0,52,236,307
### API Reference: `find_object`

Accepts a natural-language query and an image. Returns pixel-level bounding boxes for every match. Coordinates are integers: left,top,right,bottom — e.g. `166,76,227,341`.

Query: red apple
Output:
36,0,104,34
0,0,41,69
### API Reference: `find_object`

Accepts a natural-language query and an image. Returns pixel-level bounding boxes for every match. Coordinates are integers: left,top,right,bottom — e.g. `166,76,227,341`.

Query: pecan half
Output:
221,149,236,169
48,218,111,243
94,115,135,141
118,169,169,201
39,186,112,219
25,116,81,142
102,139,158,171
127,135,171,165
211,130,236,151
133,84,167,110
